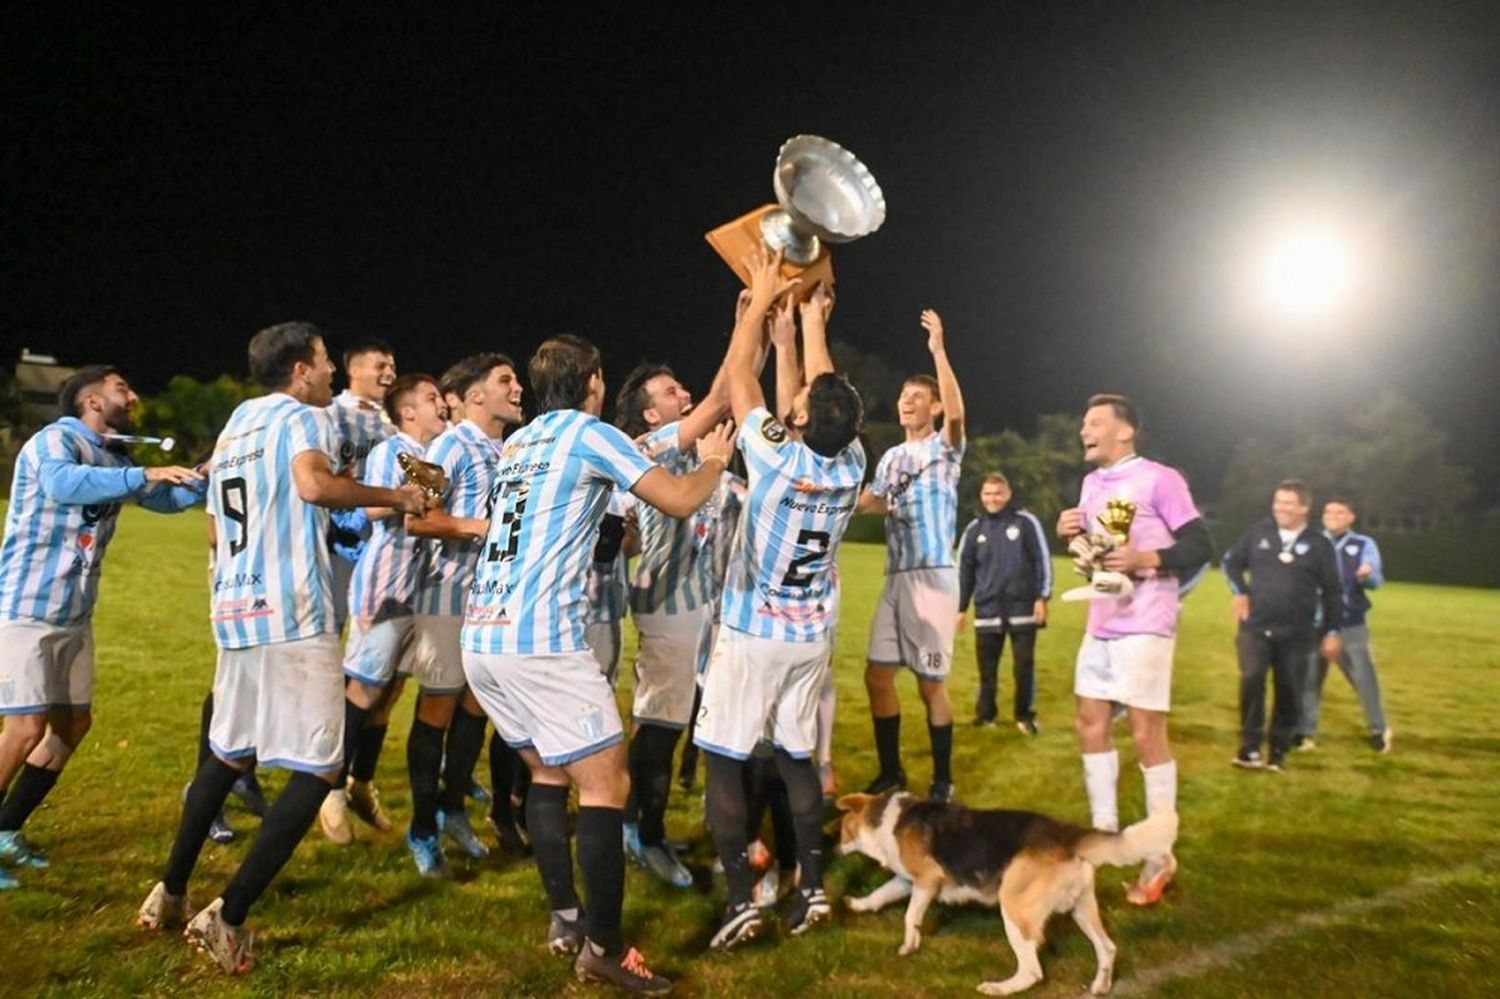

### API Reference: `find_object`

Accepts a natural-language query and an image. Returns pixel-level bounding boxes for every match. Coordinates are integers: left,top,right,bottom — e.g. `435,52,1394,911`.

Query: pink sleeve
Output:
1154,467,1200,532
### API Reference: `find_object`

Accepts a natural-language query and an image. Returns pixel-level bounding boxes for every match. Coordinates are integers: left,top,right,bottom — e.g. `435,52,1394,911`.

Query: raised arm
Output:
923,309,965,448
768,295,802,418
725,246,783,426
799,283,835,381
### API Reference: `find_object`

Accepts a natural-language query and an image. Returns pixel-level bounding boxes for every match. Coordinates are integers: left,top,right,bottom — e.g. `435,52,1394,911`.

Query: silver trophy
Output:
707,134,886,296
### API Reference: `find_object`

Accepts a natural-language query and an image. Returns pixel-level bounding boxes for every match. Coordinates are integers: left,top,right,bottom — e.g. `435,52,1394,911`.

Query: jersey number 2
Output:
781,529,831,588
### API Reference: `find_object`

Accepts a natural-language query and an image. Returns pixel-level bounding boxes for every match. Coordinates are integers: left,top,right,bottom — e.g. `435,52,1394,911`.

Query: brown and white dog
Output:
836,791,1177,995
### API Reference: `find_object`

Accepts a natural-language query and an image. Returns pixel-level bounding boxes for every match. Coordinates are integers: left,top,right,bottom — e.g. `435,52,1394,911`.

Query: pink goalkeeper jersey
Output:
1079,454,1200,639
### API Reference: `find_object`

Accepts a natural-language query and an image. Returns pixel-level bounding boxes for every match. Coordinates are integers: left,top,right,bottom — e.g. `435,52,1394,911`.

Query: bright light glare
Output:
1259,225,1355,321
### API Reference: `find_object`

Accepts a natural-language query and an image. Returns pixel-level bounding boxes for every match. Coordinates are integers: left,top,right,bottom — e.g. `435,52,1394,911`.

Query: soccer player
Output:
1303,497,1391,752
322,373,450,843
696,250,866,950
395,353,524,874
1056,394,1211,906
0,367,203,888
136,322,427,973
462,334,732,994
613,360,732,887
956,472,1052,732
857,308,966,802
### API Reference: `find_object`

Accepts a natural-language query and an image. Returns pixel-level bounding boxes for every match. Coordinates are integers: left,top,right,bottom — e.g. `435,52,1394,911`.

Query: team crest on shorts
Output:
760,418,789,445
576,703,605,740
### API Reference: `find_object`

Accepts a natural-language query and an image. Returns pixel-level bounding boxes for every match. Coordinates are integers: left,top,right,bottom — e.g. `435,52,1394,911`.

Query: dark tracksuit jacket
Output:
957,507,1052,631
1222,519,1345,640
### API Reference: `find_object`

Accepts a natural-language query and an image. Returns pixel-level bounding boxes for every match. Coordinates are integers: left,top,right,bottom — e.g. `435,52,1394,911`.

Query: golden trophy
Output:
397,451,448,500
705,135,886,301
1062,499,1138,602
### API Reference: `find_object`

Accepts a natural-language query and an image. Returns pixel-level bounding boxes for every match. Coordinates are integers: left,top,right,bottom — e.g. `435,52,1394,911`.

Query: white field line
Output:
1112,851,1500,995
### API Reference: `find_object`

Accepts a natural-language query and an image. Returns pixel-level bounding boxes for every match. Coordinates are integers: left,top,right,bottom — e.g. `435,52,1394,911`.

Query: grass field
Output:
1,505,1497,997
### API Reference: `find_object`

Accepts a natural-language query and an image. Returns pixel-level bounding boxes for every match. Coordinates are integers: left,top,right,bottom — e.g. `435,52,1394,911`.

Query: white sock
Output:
1141,759,1178,817
1082,749,1119,832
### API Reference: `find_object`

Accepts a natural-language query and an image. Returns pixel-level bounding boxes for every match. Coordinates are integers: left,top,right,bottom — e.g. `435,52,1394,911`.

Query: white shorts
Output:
412,613,467,694
694,628,832,761
343,611,416,687
632,605,710,728
210,633,344,773
0,618,94,715
462,650,625,767
585,619,622,687
866,567,959,680
1074,633,1176,712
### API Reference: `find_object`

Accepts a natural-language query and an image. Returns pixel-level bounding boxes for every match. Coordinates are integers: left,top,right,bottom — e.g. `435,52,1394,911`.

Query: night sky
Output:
5,4,1498,501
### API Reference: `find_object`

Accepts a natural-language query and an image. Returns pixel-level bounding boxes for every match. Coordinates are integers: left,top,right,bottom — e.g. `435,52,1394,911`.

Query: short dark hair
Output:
343,339,394,369
903,374,941,402
249,322,324,389
803,372,864,458
1322,495,1357,516
383,373,438,424
1086,393,1140,431
1275,478,1312,506
443,352,515,406
614,362,674,437
58,364,124,416
530,335,602,414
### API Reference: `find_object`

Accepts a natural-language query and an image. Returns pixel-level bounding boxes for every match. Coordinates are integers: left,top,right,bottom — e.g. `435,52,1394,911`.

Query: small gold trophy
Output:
1062,498,1139,602
397,451,448,500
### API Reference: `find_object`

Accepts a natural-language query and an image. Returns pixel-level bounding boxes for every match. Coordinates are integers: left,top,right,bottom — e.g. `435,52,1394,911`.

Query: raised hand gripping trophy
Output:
397,451,448,500
706,135,886,299
1061,499,1139,602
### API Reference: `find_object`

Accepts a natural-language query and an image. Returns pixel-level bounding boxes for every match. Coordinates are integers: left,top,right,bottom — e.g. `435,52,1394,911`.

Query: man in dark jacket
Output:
957,473,1052,733
1222,479,1344,772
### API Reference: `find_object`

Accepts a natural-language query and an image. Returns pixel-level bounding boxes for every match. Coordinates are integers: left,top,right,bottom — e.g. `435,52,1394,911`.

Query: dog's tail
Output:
1075,809,1179,868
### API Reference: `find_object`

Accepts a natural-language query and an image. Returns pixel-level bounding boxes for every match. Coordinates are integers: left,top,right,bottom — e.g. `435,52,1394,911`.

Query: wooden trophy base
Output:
705,204,834,302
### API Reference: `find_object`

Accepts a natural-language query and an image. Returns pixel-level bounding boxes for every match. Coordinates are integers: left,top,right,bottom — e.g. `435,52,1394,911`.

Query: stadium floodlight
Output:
1258,222,1356,322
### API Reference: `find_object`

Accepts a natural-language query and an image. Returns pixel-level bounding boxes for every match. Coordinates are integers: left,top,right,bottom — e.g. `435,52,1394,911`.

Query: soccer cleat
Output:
468,779,492,806
929,781,955,804
137,881,192,929
1231,749,1264,769
486,814,530,856
623,822,645,864
183,897,254,975
753,862,781,908
574,940,671,994
547,909,585,955
0,831,49,869
786,887,832,936
406,830,451,878
709,902,765,951
318,787,354,844
1124,851,1178,906
1266,752,1287,773
862,770,907,795
0,867,16,890
208,812,236,845
1016,719,1040,736
438,810,490,859
1291,735,1317,752
972,716,996,729
230,773,269,818
347,780,394,832
1372,728,1393,754
639,844,693,889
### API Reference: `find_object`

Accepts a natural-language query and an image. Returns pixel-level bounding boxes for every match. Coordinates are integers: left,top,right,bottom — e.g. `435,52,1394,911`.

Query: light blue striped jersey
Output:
629,422,715,615
208,394,337,649
706,472,747,609
462,409,656,655
0,417,202,625
412,420,504,617
347,432,428,619
326,391,394,477
719,408,866,643
870,431,965,573
588,490,633,624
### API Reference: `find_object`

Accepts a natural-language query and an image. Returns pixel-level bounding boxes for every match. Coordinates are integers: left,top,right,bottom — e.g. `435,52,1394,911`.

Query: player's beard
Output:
104,402,136,434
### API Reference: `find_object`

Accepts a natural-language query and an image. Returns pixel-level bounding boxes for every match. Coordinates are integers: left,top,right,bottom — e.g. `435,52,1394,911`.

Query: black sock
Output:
526,783,579,912
766,771,798,871
439,708,488,814
512,767,532,830
929,722,953,785
623,732,642,826
742,752,773,840
351,723,388,784
197,692,215,767
773,750,824,892
873,714,902,777
576,806,626,956
634,723,681,847
162,756,242,895
488,735,518,825
0,763,60,832
220,771,331,926
407,719,445,839
705,751,754,908
339,701,370,784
